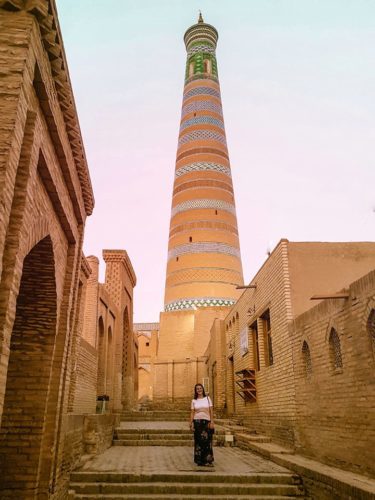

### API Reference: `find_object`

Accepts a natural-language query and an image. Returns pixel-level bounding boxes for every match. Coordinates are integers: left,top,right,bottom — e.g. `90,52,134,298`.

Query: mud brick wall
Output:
291,270,375,476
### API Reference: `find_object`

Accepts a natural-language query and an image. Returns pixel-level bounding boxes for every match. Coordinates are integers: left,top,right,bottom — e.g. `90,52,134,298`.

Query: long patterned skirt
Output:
193,419,214,465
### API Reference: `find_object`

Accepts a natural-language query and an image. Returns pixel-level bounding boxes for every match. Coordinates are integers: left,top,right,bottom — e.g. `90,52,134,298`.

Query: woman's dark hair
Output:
193,383,206,399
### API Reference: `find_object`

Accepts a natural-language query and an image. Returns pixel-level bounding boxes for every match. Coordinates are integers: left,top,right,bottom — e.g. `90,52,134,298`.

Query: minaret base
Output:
152,307,230,403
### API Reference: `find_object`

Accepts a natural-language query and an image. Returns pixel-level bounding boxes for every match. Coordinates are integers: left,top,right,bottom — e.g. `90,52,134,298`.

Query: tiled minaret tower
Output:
164,13,244,313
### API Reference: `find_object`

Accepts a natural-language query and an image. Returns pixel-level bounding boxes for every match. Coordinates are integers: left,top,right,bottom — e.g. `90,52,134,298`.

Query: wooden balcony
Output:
235,369,256,403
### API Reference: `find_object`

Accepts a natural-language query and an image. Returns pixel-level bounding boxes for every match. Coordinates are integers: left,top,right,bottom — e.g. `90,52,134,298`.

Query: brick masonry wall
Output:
207,240,375,449
205,318,227,414
72,338,98,414
222,240,297,446
153,357,207,406
53,414,119,500
291,269,375,476
103,250,137,409
0,5,94,498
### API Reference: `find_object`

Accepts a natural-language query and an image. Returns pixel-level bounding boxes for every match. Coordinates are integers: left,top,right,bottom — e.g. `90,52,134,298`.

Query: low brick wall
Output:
83,413,120,455
54,413,120,499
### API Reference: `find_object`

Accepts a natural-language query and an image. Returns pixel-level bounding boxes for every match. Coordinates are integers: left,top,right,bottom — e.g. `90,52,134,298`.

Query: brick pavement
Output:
81,445,291,475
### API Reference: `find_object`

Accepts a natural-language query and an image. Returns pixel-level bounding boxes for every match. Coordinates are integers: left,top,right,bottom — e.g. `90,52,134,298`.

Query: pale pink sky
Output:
57,1,375,322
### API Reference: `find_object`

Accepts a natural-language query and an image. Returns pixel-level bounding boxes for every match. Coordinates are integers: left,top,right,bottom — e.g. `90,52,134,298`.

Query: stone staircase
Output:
68,409,307,499
120,410,186,422
69,471,306,499
113,427,194,447
113,426,228,447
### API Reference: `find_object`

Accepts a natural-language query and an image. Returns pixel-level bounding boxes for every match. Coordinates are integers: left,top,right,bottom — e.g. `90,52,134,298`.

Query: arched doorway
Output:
106,326,113,405
97,316,106,396
138,366,151,401
122,307,132,408
0,236,57,496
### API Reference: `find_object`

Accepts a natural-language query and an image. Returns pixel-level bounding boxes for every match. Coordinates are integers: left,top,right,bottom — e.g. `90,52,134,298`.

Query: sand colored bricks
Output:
164,15,244,314
145,15,247,404
0,1,94,496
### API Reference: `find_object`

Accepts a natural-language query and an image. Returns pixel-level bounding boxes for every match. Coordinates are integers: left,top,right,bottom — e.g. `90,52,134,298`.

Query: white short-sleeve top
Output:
191,396,213,421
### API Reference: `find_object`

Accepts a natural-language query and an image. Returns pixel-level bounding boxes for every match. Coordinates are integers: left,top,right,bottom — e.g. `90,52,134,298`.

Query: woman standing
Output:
189,383,214,466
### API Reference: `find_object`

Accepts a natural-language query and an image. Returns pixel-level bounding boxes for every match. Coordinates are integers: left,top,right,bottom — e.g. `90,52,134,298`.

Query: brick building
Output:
0,0,94,496
135,323,159,402
70,251,137,415
291,269,375,476
205,239,375,476
0,2,137,498
205,240,375,445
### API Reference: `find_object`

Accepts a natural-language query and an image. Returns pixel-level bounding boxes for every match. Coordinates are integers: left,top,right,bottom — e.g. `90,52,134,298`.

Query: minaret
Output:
164,14,244,313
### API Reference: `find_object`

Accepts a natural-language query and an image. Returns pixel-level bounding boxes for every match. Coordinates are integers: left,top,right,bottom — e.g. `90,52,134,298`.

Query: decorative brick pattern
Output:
155,16,244,402
171,198,236,217
173,178,233,196
187,44,216,56
180,116,224,132
169,220,238,237
168,242,241,260
166,267,242,287
165,297,235,311
176,147,229,162
175,162,231,178
178,129,227,147
183,86,221,101
182,100,223,118
184,22,218,50
134,323,160,331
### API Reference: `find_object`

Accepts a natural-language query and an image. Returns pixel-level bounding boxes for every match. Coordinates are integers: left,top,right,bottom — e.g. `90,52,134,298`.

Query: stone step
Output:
121,411,187,416
69,472,305,497
70,472,301,485
69,482,304,496
71,495,304,499
120,416,187,421
113,439,193,446
115,429,192,436
115,433,192,440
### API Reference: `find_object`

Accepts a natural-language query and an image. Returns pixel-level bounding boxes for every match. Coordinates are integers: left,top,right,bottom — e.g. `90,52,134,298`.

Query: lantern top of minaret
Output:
184,13,219,51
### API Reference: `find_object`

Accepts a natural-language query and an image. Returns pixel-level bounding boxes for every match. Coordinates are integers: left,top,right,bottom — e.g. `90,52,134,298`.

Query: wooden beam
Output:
310,293,349,300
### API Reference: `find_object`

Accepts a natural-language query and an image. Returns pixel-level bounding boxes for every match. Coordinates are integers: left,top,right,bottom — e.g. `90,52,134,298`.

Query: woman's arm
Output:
208,397,214,425
209,405,214,424
190,409,195,429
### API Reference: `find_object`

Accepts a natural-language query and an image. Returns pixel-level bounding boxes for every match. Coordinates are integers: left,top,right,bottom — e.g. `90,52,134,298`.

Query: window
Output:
367,309,375,357
239,326,248,356
189,236,192,242
250,321,259,370
302,341,312,378
203,59,211,74
215,210,218,215
261,309,273,366
176,257,179,262
189,62,194,77
329,328,343,370
145,342,150,347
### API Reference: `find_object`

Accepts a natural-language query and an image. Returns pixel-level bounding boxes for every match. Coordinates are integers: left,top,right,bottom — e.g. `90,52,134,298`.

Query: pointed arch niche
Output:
0,236,57,496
